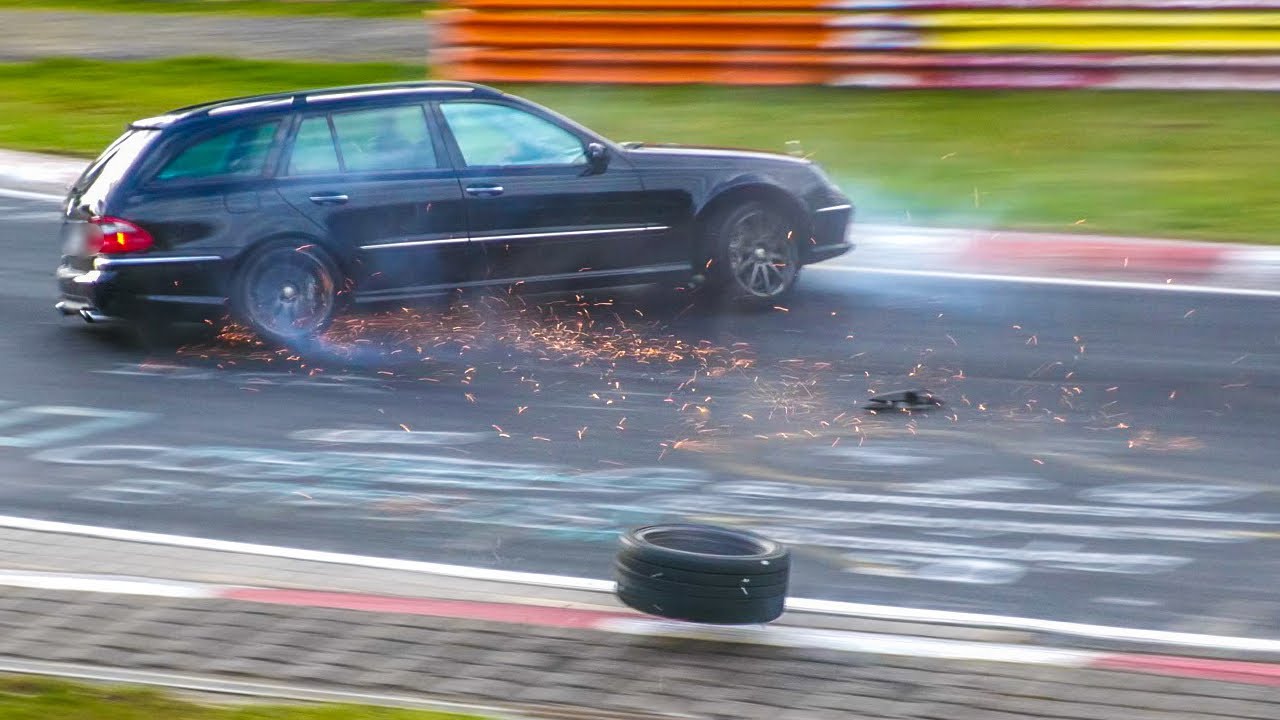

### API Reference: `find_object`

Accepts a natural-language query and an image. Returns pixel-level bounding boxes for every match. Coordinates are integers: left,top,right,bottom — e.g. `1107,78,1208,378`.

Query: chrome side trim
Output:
816,203,853,213
141,295,228,306
360,237,468,251
475,225,669,243
94,255,222,270
355,262,689,303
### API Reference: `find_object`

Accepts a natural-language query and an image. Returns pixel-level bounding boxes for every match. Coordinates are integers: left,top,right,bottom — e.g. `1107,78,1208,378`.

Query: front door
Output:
435,99,683,286
274,103,472,301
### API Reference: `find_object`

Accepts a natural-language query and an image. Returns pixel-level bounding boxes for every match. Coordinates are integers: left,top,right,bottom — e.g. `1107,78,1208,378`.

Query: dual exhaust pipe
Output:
55,301,113,324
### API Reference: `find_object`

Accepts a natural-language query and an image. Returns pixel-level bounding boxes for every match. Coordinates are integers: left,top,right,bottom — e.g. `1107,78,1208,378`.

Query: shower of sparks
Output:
171,289,1144,461
1127,430,1203,452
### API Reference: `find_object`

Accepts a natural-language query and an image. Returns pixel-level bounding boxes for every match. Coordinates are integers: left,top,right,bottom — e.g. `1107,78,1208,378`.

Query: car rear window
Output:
69,128,159,212
156,120,281,182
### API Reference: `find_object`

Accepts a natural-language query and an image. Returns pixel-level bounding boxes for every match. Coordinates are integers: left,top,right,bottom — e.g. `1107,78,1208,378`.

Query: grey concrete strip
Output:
0,148,83,196
0,10,430,63
0,586,1275,720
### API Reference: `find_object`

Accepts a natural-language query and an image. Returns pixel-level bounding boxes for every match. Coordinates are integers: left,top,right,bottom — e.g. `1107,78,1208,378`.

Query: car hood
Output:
619,142,812,169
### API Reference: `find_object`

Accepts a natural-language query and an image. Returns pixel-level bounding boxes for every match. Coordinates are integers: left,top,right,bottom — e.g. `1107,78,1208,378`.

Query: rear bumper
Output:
56,254,230,324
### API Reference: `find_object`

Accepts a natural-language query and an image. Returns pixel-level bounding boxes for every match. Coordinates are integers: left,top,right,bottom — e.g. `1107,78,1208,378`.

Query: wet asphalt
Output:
2,194,1279,637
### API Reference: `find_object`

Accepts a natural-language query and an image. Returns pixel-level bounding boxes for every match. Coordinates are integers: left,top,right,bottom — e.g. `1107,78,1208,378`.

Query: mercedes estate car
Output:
56,81,854,344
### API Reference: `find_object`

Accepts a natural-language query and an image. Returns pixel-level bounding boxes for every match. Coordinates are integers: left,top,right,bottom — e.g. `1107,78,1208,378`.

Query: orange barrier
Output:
455,0,1280,8
430,2,1280,88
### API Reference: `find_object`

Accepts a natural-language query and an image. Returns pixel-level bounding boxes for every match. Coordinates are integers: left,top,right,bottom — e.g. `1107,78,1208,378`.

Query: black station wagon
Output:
56,81,854,344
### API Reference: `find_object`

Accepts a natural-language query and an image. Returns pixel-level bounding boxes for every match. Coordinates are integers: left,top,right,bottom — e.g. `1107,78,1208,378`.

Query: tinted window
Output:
288,116,341,175
156,121,280,181
441,102,585,167
331,105,436,172
70,129,158,213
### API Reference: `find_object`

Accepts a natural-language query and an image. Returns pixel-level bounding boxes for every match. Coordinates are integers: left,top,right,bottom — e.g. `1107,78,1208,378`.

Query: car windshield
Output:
68,128,158,215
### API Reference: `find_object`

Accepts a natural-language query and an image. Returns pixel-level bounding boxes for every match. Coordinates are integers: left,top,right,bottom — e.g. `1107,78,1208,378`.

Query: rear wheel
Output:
232,240,340,347
703,201,801,307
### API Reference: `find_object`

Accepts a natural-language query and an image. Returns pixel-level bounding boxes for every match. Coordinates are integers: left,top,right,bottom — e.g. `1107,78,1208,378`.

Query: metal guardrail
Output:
430,1,1280,88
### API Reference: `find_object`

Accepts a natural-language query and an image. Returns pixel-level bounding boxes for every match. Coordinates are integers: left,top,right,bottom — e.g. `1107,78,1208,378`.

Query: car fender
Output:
693,175,812,261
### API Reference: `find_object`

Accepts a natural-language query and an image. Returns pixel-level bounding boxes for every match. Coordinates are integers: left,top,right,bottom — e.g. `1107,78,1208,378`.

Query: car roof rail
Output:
154,81,497,124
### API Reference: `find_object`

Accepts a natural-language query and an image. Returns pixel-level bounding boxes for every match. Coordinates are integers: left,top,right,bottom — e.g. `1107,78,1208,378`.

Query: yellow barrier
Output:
431,4,1280,88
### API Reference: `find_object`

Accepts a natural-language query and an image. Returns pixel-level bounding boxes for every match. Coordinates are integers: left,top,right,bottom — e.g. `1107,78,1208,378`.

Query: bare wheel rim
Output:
243,247,335,338
726,208,798,298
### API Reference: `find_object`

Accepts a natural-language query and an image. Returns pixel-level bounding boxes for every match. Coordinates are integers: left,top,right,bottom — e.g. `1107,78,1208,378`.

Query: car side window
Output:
288,116,341,175
156,120,280,182
441,102,586,168
330,105,437,173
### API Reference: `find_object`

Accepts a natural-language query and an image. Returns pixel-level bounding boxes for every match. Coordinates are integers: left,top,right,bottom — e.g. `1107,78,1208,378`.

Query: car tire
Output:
614,524,791,624
702,200,802,308
231,239,341,347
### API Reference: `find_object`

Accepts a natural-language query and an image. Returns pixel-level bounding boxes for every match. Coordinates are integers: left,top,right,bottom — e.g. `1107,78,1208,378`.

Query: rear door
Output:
274,102,471,300
435,99,681,284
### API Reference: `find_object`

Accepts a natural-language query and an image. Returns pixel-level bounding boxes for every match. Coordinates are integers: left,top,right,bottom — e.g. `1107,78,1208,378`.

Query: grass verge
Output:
0,675,484,719
0,0,433,18
2,57,1276,243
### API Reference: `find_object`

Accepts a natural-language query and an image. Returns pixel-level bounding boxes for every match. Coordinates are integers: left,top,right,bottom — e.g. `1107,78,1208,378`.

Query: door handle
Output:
465,185,504,198
308,194,349,205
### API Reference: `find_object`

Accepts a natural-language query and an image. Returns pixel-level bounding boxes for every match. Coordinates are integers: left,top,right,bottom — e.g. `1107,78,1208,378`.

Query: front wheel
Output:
703,201,801,307
231,240,340,347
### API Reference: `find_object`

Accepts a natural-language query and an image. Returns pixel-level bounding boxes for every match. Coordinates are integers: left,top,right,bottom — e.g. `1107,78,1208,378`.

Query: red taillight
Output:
88,216,154,255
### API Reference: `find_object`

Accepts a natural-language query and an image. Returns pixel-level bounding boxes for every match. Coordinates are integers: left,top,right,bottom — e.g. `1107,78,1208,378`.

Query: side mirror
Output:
585,142,610,174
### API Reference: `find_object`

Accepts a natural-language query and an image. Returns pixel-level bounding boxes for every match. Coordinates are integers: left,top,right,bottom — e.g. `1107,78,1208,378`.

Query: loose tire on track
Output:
614,524,791,625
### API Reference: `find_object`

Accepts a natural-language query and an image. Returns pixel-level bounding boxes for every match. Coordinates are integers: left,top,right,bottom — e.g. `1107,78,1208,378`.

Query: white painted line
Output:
0,570,214,598
0,659,542,719
811,264,1280,299
1,514,1278,654
786,598,1280,654
599,618,1098,666
0,188,63,203
0,514,615,592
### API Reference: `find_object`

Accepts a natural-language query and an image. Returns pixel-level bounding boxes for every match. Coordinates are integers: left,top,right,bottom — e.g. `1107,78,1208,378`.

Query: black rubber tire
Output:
618,524,790,575
615,554,789,589
701,200,802,308
613,524,791,625
615,590,788,626
231,240,341,348
615,565,788,600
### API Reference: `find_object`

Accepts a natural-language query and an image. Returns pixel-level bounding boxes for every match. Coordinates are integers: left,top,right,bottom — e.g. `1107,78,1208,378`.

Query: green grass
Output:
0,57,424,155
2,56,1277,243
0,675,484,719
0,0,434,18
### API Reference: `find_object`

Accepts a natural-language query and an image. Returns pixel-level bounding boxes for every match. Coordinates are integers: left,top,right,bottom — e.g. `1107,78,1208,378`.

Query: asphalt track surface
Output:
2,194,1279,639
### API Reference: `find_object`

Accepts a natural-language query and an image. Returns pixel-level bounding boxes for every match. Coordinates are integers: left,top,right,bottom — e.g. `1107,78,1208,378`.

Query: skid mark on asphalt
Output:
0,402,154,448
290,429,490,446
